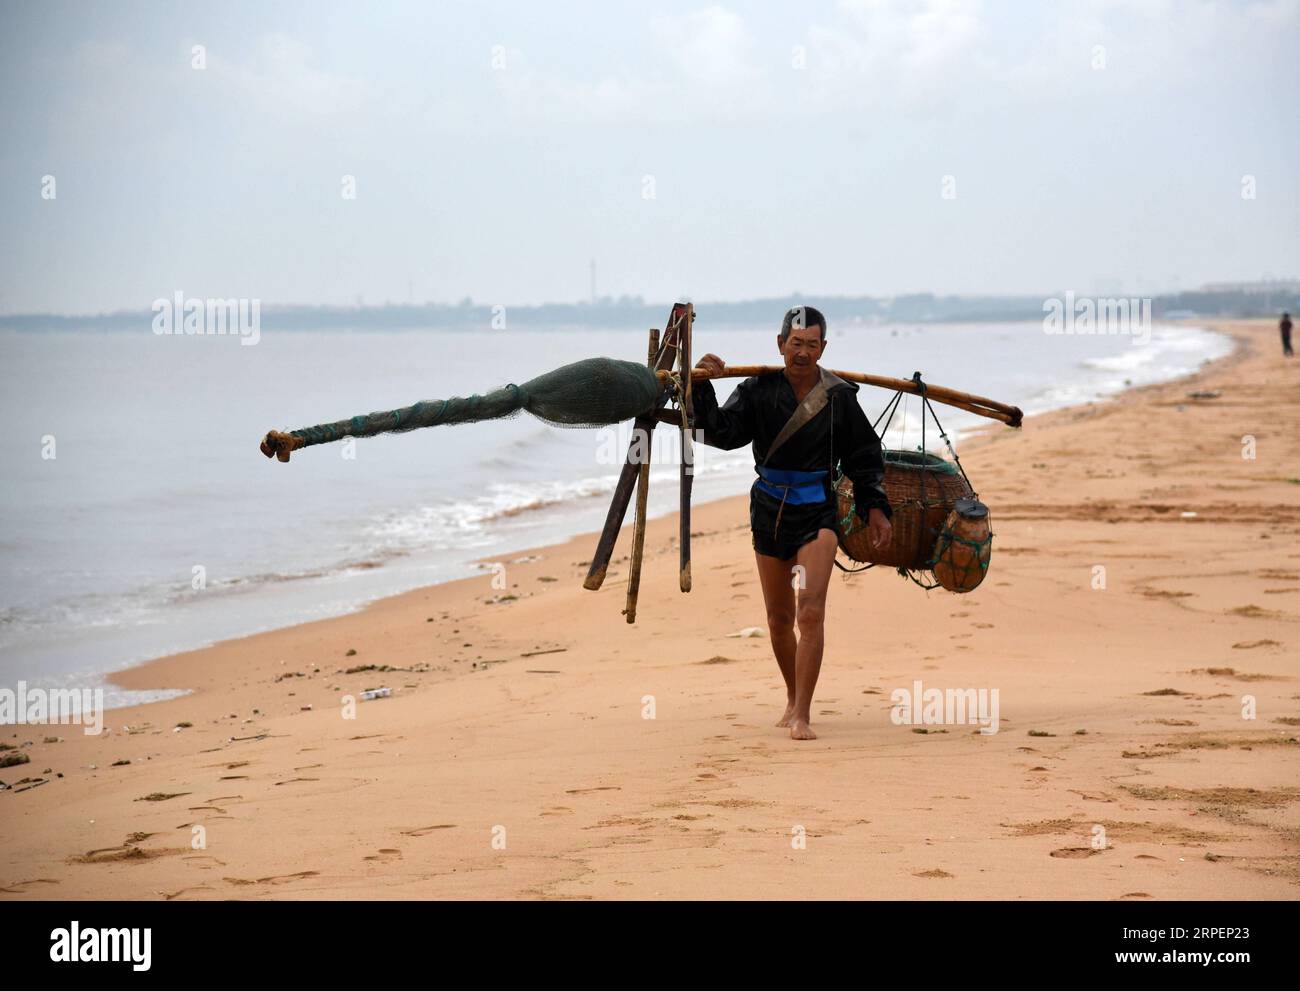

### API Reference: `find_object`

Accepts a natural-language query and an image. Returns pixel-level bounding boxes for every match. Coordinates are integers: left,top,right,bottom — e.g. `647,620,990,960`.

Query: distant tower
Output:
590,259,597,304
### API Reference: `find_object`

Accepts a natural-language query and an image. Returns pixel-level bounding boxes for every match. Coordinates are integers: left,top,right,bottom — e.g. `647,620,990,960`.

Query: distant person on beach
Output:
691,306,893,740
1282,312,1294,357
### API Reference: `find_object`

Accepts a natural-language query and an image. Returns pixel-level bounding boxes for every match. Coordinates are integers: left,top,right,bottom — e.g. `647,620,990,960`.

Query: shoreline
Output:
3,318,1297,900
105,320,1242,698
105,321,1235,700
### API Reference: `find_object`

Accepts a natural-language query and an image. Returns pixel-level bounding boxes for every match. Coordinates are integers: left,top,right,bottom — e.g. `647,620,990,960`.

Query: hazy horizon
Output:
3,0,1298,315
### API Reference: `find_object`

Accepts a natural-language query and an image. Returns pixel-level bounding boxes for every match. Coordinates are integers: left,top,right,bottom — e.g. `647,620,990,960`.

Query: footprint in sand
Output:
223,871,319,886
1227,604,1280,619
403,816,460,832
913,868,954,879
1050,847,1105,859
364,849,403,862
1189,666,1285,682
0,878,59,894
1068,790,1116,803
162,884,216,900
70,841,184,865
181,854,226,868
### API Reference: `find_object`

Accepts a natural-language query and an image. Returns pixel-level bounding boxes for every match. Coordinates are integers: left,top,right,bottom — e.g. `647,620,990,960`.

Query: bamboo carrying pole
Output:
670,366,1023,427
623,328,659,623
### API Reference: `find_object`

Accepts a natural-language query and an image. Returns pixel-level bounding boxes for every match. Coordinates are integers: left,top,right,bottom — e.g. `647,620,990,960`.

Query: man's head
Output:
781,305,826,342
778,305,826,371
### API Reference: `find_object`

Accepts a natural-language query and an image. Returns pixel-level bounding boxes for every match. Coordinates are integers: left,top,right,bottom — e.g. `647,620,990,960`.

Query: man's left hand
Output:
867,507,892,551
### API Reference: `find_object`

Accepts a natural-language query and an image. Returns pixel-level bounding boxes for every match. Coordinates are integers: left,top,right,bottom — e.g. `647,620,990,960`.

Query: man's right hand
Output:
695,353,726,377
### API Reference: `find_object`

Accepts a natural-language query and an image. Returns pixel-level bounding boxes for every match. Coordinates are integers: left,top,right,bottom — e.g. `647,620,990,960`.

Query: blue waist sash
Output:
754,466,829,505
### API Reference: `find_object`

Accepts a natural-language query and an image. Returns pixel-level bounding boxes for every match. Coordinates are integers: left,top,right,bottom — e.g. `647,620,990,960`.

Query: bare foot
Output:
789,718,817,740
776,700,797,727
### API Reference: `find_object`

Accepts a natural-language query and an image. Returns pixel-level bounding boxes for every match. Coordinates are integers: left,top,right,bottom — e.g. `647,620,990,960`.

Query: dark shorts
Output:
749,485,839,560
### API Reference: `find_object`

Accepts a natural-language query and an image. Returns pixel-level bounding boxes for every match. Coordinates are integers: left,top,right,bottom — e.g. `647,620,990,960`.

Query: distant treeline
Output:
2,288,1295,333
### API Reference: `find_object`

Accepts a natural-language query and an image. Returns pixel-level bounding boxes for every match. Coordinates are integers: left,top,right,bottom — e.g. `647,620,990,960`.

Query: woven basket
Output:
835,450,973,569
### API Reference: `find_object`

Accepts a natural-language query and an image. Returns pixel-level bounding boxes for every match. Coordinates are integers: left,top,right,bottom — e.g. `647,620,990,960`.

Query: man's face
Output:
778,326,825,371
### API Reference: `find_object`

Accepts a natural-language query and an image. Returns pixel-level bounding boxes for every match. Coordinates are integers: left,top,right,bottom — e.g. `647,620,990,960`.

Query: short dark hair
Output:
781,305,826,342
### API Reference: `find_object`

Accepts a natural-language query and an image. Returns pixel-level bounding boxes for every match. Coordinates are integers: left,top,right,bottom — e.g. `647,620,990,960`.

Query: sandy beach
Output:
2,318,1297,901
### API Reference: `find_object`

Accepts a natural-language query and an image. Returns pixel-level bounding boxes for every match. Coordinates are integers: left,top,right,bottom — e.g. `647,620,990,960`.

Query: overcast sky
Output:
2,0,1297,314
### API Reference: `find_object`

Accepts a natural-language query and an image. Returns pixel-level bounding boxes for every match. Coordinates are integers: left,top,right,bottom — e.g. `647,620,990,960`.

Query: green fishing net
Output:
288,357,664,449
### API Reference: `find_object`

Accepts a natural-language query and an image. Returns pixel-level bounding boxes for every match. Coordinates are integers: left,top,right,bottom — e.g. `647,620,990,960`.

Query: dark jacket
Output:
691,368,893,523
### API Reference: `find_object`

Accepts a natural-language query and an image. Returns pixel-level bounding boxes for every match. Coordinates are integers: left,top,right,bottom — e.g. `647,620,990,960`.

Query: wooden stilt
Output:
582,304,687,591
623,329,659,623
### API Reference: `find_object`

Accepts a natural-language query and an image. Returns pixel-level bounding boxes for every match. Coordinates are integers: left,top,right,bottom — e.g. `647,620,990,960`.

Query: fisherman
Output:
1281,312,1293,357
692,305,893,740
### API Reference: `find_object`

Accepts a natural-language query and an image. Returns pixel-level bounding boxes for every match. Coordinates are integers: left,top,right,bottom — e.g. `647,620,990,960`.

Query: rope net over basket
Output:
261,357,664,460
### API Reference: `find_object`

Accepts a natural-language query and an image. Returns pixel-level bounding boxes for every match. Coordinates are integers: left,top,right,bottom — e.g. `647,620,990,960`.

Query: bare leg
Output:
754,549,797,725
788,529,839,740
